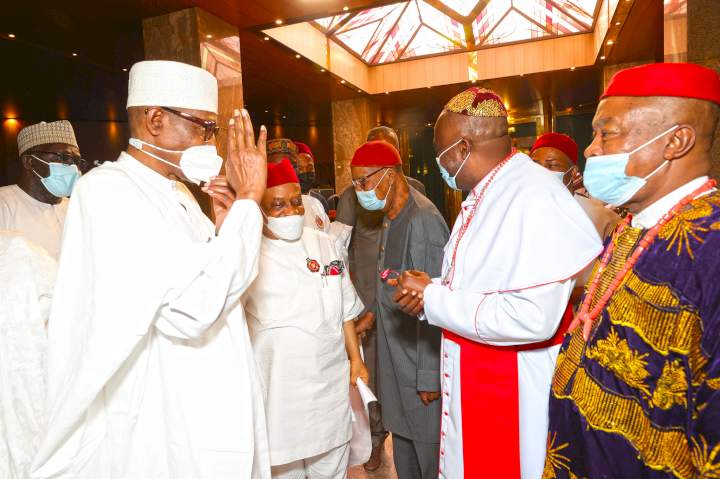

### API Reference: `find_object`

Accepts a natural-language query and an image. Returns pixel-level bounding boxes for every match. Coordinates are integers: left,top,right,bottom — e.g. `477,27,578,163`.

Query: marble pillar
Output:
331,98,379,194
686,0,720,178
142,8,244,214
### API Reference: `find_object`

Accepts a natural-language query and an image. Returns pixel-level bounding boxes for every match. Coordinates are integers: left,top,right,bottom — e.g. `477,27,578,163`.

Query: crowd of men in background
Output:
1,59,719,479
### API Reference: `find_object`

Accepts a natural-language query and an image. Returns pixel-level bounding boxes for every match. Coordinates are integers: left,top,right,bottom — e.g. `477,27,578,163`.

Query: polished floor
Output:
348,435,397,479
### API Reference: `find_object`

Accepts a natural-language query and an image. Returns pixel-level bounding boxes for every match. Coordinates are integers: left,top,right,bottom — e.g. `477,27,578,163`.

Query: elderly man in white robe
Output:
393,87,601,479
0,120,83,259
243,159,368,479
31,60,271,479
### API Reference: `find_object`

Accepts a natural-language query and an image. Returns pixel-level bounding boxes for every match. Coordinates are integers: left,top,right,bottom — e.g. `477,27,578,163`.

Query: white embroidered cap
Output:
17,120,79,155
126,60,218,114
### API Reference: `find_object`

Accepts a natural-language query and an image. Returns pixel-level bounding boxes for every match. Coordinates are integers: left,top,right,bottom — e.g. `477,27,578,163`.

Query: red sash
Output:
442,302,573,478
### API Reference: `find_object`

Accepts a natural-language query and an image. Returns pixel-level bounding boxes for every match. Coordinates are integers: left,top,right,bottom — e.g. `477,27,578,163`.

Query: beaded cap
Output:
444,87,508,118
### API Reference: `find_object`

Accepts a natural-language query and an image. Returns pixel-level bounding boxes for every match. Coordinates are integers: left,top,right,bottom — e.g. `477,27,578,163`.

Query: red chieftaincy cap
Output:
351,140,401,167
267,158,299,188
294,141,314,160
601,62,720,105
531,133,578,165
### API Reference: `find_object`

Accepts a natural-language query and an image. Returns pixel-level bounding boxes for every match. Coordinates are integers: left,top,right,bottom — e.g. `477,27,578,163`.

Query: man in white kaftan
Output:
243,159,367,479
31,60,271,479
394,87,601,479
0,120,83,259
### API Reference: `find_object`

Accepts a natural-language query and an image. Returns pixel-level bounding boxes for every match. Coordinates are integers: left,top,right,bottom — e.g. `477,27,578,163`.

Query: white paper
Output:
348,378,374,466
356,378,377,405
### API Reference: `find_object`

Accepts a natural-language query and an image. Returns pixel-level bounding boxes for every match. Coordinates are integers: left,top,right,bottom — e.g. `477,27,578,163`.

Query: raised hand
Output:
225,109,267,204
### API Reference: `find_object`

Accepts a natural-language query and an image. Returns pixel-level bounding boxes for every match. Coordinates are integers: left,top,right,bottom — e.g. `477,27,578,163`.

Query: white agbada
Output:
0,185,68,259
0,233,56,479
422,153,602,479
243,227,364,466
31,152,270,479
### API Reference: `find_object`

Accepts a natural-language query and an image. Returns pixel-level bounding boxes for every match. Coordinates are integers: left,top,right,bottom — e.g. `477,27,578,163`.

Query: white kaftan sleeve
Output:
422,279,574,346
154,200,262,339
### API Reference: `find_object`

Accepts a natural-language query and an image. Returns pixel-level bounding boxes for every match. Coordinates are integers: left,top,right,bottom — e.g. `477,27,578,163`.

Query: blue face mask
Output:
584,125,679,207
31,155,81,198
356,168,393,211
435,138,470,191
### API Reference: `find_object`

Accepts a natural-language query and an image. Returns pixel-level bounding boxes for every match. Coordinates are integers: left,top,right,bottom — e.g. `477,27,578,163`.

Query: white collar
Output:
632,176,710,228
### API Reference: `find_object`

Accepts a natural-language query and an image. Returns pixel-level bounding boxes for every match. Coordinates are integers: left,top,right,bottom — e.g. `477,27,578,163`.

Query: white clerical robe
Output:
31,152,270,479
243,227,364,466
0,185,68,259
0,233,57,479
422,153,601,479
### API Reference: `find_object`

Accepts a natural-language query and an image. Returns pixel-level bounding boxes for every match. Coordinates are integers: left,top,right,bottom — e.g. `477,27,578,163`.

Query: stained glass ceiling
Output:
312,0,600,65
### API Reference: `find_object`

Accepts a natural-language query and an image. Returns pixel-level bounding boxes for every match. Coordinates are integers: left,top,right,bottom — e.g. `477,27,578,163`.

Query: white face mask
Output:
129,137,223,185
266,214,304,241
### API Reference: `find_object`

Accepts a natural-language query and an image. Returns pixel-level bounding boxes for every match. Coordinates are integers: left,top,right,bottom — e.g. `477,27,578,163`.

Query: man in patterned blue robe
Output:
545,62,720,479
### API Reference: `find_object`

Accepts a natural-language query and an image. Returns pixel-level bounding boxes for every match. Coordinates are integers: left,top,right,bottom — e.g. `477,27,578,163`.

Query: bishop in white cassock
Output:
393,87,602,479
31,60,271,479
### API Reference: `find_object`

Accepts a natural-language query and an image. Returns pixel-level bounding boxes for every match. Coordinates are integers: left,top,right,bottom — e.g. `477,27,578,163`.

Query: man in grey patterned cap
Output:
0,120,83,258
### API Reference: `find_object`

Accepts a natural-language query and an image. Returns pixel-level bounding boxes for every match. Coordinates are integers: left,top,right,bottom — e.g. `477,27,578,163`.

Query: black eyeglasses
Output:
30,151,87,167
352,167,388,190
148,107,220,142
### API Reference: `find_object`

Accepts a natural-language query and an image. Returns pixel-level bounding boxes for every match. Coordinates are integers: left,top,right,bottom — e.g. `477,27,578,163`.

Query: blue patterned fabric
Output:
544,191,720,479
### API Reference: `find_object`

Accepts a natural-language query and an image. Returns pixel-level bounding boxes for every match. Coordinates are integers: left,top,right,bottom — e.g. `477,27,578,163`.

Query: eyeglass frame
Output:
351,167,390,190
145,107,220,142
26,150,87,167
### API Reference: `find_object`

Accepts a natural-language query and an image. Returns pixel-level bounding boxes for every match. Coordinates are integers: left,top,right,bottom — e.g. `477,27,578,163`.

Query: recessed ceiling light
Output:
295,54,301,59
8,33,16,39
340,80,346,84
206,34,213,39
570,66,576,71
357,89,362,93
122,68,128,72
343,6,349,11
615,21,621,26
275,19,283,25
264,36,270,41
600,55,606,60
607,40,614,45
320,68,325,72
385,91,389,94
282,115,287,119
264,110,269,113
72,52,78,57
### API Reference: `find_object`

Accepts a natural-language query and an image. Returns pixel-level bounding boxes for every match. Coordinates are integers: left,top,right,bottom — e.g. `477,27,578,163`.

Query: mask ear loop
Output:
452,144,472,181
629,125,680,155
29,154,49,180
629,125,680,182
